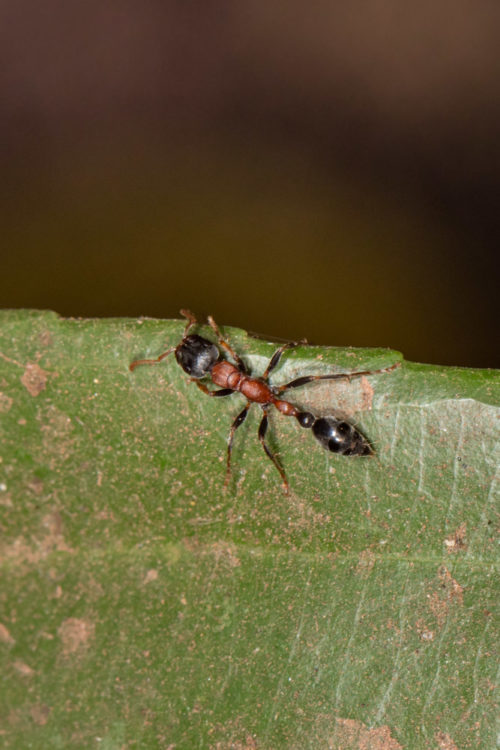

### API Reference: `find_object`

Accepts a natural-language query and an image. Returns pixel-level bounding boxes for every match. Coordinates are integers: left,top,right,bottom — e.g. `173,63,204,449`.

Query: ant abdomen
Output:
312,417,373,456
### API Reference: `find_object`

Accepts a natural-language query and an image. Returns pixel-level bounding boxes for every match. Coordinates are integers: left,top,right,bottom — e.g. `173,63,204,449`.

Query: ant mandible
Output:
130,310,400,493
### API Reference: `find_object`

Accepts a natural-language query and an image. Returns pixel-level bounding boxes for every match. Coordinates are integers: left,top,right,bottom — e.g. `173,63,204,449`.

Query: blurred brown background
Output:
1,1,499,367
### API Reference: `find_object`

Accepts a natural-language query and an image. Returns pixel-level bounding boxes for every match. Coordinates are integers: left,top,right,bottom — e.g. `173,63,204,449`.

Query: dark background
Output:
1,1,499,367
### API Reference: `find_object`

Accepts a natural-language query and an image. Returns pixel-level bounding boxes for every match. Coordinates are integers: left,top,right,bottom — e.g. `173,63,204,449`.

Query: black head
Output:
175,334,220,378
312,417,373,456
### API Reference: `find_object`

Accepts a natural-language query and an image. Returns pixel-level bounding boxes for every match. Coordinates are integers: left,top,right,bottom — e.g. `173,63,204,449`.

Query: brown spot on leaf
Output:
0,492,13,508
0,623,15,645
427,566,463,627
6,708,21,727
0,511,73,566
0,392,13,412
143,568,159,584
210,718,258,750
356,548,376,577
40,404,75,466
333,718,403,749
439,567,463,598
13,660,35,677
212,737,257,750
20,362,49,396
58,617,95,655
435,731,459,750
212,541,241,568
444,522,467,552
38,330,54,348
28,476,44,495
30,703,51,726
416,619,434,641
359,375,375,410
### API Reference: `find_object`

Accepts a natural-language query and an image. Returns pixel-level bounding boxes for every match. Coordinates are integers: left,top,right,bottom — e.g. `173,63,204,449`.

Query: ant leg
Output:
258,410,289,494
193,381,234,398
207,315,247,372
261,339,307,381
129,347,175,372
278,361,401,392
224,403,251,488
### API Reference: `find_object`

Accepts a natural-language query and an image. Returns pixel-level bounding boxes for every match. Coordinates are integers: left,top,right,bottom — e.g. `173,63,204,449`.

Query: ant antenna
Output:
129,310,199,372
179,309,198,336
129,347,175,372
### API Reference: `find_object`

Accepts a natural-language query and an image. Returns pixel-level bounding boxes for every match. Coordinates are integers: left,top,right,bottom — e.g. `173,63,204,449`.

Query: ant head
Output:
175,334,220,378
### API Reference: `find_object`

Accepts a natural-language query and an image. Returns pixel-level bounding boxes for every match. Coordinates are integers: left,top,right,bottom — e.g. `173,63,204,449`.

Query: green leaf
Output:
0,309,498,749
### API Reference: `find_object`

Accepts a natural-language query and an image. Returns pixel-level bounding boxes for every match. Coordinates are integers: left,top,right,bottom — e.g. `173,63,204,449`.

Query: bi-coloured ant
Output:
130,310,400,493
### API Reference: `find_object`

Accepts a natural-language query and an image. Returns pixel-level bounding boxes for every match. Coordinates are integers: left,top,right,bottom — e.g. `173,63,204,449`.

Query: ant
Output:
130,310,400,493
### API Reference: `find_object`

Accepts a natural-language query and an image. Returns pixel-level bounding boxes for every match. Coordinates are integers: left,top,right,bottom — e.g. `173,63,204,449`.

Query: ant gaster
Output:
130,310,400,493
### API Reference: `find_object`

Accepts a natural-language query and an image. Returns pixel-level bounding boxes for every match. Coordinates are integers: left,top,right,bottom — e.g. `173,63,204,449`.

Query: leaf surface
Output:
0,310,498,749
